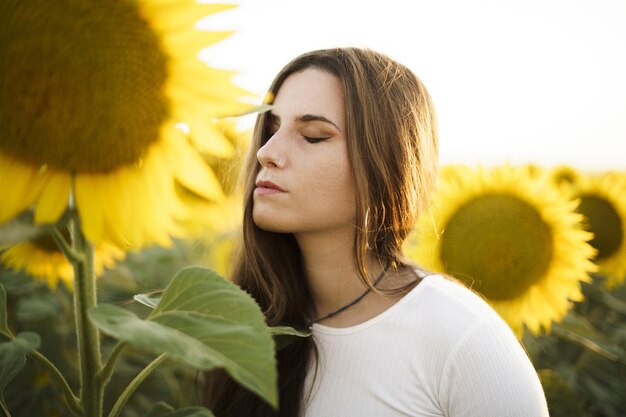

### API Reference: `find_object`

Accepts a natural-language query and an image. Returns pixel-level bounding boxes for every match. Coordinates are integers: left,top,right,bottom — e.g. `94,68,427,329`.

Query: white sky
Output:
199,0,626,171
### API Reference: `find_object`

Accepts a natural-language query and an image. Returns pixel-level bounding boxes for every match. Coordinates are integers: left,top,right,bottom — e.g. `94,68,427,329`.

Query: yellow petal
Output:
170,60,253,98
142,2,236,33
163,127,224,201
162,30,234,57
0,152,47,222
187,116,235,158
34,172,71,224
141,0,237,31
75,175,106,244
169,86,254,118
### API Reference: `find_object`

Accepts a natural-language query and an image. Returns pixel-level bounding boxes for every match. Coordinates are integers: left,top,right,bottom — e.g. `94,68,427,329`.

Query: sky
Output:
198,0,626,171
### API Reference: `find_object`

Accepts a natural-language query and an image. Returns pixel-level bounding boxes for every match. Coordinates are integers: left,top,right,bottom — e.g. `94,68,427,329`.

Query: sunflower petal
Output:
75,175,106,244
0,153,47,223
161,30,234,57
163,127,224,201
34,172,71,224
142,2,236,33
186,116,235,158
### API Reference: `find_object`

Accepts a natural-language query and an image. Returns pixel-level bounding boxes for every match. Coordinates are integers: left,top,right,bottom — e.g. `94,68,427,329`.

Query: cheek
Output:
306,157,356,218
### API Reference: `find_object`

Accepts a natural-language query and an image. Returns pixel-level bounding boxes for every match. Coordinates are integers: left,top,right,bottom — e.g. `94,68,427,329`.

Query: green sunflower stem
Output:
69,210,104,417
107,354,167,417
97,341,127,387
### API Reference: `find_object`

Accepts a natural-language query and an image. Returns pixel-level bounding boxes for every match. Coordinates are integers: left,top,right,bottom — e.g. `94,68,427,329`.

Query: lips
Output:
255,179,285,195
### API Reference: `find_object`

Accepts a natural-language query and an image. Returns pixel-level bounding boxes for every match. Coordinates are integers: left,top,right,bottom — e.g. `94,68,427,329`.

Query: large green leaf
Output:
0,332,41,392
90,266,277,407
0,285,9,336
152,267,261,322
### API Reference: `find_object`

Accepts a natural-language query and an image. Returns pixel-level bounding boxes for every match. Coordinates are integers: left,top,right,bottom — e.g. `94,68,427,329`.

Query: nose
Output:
257,136,283,168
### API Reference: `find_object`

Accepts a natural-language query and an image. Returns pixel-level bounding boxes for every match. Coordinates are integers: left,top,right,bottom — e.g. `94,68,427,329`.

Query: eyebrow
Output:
268,112,342,132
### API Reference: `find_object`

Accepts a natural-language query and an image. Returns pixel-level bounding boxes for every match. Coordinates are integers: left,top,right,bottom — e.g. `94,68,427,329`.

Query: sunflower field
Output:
1,1,626,417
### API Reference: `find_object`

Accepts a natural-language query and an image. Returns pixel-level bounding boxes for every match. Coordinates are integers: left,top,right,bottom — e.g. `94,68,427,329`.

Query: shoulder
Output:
407,273,513,337
411,276,549,416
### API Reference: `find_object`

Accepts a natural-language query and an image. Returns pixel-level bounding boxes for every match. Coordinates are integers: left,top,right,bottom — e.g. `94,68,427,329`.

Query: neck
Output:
294,227,387,324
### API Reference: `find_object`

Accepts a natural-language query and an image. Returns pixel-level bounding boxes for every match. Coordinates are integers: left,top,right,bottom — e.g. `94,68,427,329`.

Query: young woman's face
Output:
253,68,356,234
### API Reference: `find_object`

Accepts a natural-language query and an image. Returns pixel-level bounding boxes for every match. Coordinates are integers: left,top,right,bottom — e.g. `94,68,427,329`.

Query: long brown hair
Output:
203,47,438,416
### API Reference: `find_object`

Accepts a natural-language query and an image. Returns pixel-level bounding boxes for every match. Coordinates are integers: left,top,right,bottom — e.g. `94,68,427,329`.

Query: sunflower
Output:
549,164,582,189
1,237,124,289
405,164,597,336
0,0,255,249
550,169,626,289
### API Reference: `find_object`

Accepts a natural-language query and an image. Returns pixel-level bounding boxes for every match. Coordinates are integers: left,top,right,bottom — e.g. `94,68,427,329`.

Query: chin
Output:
252,212,291,233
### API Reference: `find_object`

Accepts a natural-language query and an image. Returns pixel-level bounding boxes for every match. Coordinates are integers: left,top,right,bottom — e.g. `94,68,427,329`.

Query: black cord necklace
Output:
307,260,392,328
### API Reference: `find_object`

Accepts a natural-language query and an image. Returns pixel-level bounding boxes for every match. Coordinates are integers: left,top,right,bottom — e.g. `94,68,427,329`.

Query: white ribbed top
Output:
303,274,549,417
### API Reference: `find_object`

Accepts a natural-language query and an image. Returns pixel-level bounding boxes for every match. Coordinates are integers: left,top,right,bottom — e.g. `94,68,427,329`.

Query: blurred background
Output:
199,0,626,170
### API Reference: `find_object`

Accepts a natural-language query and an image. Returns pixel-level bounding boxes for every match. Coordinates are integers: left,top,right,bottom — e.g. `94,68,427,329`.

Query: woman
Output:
204,47,549,417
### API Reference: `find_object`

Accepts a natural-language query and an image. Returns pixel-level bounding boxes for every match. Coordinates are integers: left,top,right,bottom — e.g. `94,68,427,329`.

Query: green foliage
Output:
0,331,41,413
91,267,278,408
523,275,626,417
144,402,216,417
1,270,77,416
537,369,583,417
0,240,286,417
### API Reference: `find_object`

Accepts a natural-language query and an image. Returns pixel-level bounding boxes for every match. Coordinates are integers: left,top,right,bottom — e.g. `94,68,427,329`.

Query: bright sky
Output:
199,0,626,171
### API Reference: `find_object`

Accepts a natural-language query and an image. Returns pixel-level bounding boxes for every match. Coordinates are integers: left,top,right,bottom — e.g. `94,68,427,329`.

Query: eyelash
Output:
264,122,330,144
303,136,330,144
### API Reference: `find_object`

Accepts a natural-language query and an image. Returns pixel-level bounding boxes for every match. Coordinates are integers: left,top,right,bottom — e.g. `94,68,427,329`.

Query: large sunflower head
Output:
550,169,626,289
405,164,597,336
0,0,255,249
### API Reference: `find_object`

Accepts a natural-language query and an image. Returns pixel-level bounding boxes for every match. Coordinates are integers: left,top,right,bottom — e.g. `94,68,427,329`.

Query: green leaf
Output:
90,305,226,368
0,332,41,393
552,315,624,361
0,210,48,246
133,293,161,309
144,401,215,417
168,407,216,417
0,286,10,336
234,104,272,117
91,266,277,408
144,402,216,417
16,291,61,321
269,326,310,337
270,326,310,350
144,402,175,417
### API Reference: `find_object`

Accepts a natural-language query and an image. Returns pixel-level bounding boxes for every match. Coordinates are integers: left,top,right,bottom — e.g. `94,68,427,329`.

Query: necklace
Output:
307,260,392,327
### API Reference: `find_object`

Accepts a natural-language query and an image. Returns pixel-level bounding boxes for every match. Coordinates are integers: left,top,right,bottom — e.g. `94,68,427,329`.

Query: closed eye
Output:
303,136,330,144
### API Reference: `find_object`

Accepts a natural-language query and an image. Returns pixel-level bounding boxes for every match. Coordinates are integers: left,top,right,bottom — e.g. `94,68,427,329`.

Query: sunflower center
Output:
0,0,168,172
440,194,553,300
577,194,623,260
35,230,70,254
